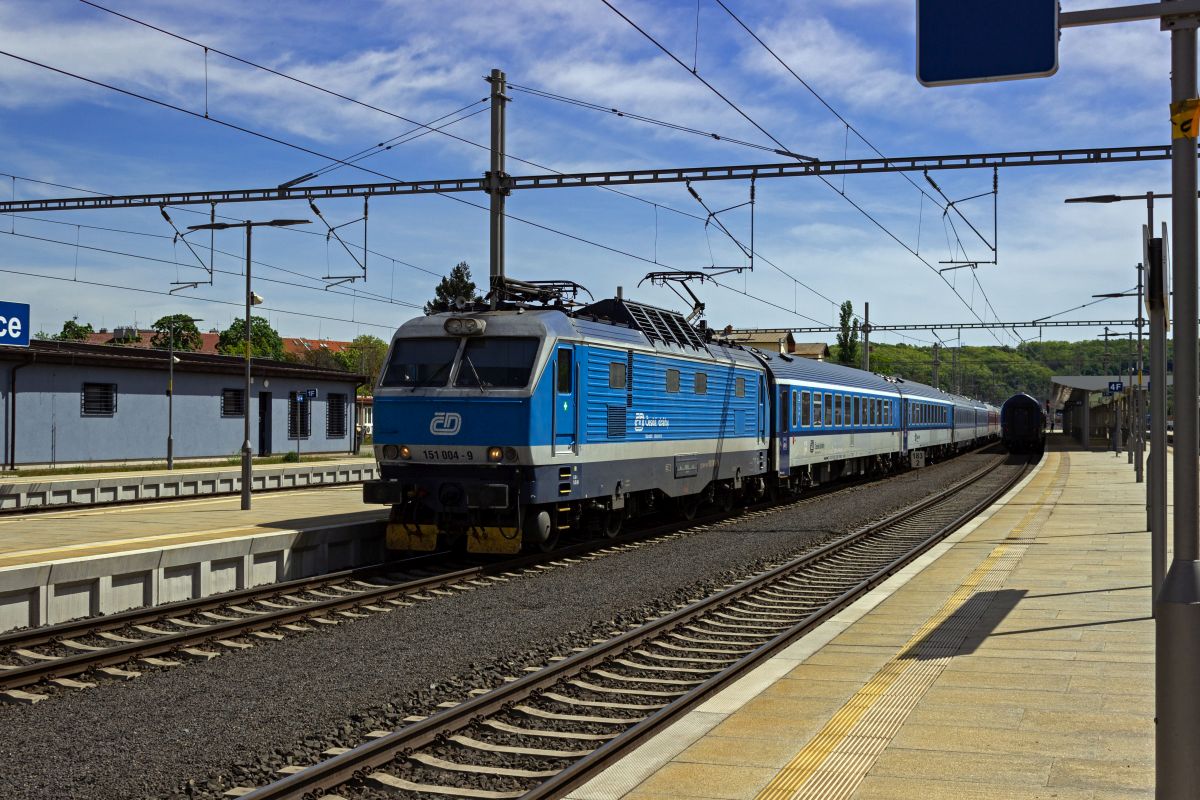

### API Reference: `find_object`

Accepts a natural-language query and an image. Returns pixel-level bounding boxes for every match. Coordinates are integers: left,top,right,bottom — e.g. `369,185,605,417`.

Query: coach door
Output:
899,397,909,456
554,345,577,454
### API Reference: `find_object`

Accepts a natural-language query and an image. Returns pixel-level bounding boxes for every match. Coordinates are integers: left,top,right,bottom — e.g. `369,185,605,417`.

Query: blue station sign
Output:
917,0,1059,87
0,301,30,347
1108,381,1125,393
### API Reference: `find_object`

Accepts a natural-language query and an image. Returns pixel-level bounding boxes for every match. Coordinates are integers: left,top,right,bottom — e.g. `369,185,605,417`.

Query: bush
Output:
282,451,301,463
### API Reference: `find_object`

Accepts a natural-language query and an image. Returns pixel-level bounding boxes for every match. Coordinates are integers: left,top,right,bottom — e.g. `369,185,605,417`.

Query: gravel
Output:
0,448,1007,800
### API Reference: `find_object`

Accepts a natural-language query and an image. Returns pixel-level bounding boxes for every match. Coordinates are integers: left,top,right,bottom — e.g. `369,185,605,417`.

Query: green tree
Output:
425,261,483,314
217,316,284,360
54,317,94,341
835,301,860,366
337,334,389,393
150,314,203,351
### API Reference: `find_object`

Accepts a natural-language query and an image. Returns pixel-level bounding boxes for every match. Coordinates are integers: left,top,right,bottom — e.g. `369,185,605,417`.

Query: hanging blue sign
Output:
0,301,30,347
917,0,1059,87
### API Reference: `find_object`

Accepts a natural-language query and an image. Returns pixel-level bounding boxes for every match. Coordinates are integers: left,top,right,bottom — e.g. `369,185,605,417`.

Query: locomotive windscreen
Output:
455,338,539,388
380,337,460,387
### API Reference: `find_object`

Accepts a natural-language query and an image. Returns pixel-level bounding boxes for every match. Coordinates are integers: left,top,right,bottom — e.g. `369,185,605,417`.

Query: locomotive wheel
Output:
601,510,623,538
521,508,560,553
678,494,701,521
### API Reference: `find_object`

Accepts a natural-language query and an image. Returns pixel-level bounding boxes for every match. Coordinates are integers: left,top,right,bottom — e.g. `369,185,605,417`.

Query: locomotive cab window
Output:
380,337,460,388
609,361,627,389
801,391,811,426
666,369,680,393
556,348,573,393
457,337,541,389
694,372,707,394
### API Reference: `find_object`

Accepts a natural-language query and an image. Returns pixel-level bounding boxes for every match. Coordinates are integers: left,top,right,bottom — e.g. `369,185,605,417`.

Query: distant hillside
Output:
829,338,1163,405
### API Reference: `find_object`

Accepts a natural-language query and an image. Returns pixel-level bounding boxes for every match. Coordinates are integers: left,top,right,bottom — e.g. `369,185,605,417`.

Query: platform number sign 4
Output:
0,301,30,347
1108,381,1124,393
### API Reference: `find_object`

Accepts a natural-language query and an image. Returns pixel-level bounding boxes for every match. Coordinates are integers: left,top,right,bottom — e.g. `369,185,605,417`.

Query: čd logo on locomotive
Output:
430,412,463,436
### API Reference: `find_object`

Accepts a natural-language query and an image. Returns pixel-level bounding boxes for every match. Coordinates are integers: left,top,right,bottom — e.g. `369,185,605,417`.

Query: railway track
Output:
223,453,1031,800
0,486,837,703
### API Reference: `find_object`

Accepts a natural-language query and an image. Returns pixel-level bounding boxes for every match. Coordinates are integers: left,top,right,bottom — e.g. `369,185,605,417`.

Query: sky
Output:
0,0,1178,348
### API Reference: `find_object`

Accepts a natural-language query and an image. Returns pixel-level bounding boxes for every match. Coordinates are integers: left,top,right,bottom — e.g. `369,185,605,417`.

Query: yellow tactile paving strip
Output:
0,485,383,568
616,439,1155,800
755,456,1070,800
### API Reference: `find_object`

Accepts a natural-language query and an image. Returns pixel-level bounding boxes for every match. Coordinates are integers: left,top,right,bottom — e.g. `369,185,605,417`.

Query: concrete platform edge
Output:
564,454,1049,800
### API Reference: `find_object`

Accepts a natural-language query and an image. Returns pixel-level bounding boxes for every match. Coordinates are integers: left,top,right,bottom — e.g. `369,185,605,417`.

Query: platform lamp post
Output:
1067,191,1180,611
166,316,203,470
187,218,310,510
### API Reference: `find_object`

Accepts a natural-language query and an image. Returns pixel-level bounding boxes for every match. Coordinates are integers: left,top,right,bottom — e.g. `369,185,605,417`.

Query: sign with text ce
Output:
0,301,30,347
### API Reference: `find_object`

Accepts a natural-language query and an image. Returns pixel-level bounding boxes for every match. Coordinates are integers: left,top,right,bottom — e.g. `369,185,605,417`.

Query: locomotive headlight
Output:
399,445,411,460
382,445,399,460
487,446,503,463
444,317,485,335
504,447,518,462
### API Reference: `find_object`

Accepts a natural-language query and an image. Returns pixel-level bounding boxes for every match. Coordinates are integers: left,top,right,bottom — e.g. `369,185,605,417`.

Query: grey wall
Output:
0,361,357,465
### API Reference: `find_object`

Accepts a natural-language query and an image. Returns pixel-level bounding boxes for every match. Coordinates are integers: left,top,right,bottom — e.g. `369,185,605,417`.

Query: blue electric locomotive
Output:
364,297,768,553
364,294,999,553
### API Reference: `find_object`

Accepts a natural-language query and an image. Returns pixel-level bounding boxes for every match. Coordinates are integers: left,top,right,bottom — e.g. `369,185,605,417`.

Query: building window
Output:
666,368,680,393
288,392,311,439
609,361,627,390
802,391,811,427
736,377,745,397
221,388,246,418
81,383,117,416
327,393,347,438
694,372,707,394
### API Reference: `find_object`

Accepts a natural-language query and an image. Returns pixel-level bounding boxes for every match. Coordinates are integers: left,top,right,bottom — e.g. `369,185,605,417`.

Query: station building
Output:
0,340,365,468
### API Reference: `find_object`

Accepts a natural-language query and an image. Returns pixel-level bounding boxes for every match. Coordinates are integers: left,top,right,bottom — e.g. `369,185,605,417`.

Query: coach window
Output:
824,393,833,427
833,394,842,426
609,361,627,389
882,400,889,426
694,372,707,394
801,391,811,426
843,395,850,426
875,399,882,426
814,393,823,426
736,377,745,397
666,368,680,393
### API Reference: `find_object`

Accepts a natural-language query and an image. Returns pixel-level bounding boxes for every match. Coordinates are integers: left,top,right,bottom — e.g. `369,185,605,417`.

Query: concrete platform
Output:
573,436,1155,800
0,456,377,512
0,484,386,631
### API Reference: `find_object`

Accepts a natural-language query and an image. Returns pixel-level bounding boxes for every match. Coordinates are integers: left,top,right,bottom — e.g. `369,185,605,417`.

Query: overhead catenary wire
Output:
73,0,716,228
709,0,1008,341
0,50,841,331
1,227,421,310
599,0,1007,346
42,2,869,332
0,267,396,330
